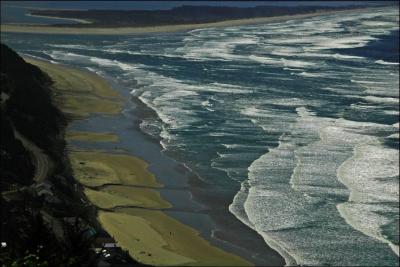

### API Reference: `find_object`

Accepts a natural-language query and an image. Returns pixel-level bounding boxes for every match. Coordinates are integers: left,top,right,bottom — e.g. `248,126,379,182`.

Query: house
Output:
93,237,117,249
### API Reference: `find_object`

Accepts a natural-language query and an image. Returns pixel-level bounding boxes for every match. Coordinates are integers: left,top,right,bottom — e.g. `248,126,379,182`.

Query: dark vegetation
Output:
0,44,139,266
30,5,370,27
1,43,65,167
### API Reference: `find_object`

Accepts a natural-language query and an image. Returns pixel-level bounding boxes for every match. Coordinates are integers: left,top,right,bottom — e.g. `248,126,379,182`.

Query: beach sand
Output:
2,8,369,35
84,185,171,210
99,208,250,266
26,57,252,266
70,150,161,188
66,131,119,142
25,57,122,118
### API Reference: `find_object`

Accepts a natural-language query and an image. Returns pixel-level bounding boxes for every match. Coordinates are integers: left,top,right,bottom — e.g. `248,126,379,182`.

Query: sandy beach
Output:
25,57,253,266
25,58,122,118
2,8,369,35
66,131,119,142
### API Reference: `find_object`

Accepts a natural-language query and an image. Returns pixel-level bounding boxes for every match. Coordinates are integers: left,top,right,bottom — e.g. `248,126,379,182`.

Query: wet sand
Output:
66,131,119,142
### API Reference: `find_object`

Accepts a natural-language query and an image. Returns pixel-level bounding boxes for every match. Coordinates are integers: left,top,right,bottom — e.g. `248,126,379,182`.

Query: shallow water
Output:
2,6,399,266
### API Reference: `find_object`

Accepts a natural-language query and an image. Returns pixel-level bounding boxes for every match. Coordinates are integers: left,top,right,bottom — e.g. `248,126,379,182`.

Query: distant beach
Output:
2,8,370,35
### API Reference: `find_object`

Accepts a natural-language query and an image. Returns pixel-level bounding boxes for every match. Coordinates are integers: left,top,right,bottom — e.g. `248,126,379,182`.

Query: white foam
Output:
332,53,365,60
310,35,377,50
232,103,399,266
383,110,399,115
387,133,399,139
338,142,399,203
375,60,399,66
295,72,326,78
201,100,211,107
47,50,89,61
337,140,399,256
249,55,316,69
176,35,258,61
364,96,399,105
88,57,136,71
21,53,59,65
47,44,94,50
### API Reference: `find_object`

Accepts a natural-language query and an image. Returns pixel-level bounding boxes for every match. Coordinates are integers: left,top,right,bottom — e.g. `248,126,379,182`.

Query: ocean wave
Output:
375,60,400,65
46,50,89,61
337,140,399,256
295,71,326,78
176,35,258,61
363,95,399,105
20,53,60,65
47,44,96,50
249,55,317,69
89,57,136,71
231,105,399,266
44,50,138,72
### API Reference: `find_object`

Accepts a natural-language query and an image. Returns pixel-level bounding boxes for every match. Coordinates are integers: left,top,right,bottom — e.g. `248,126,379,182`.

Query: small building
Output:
103,243,117,248
93,237,117,249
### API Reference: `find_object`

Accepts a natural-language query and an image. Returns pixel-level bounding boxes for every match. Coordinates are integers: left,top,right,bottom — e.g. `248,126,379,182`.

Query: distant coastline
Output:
2,7,373,35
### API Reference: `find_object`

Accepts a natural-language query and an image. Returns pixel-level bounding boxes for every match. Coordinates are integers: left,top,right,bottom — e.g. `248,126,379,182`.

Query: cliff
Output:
0,44,138,266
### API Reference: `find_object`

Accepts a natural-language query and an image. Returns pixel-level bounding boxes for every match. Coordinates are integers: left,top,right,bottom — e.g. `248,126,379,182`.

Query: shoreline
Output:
24,56,258,266
2,7,372,35
127,95,286,266
72,66,285,266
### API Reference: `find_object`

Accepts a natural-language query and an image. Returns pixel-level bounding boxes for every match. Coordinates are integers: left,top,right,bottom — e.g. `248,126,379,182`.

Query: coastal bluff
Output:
0,44,139,266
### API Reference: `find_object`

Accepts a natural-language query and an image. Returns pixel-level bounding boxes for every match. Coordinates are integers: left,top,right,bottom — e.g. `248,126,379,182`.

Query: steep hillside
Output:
0,44,138,266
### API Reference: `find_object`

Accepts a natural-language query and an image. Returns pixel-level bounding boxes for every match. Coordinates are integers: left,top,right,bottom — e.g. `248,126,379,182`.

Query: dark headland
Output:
0,44,141,266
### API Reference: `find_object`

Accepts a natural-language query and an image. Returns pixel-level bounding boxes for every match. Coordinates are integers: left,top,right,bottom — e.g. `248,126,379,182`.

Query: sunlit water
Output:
2,7,399,266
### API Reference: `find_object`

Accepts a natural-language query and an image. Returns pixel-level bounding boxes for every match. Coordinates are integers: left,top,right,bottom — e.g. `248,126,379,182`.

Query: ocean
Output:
2,6,399,266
